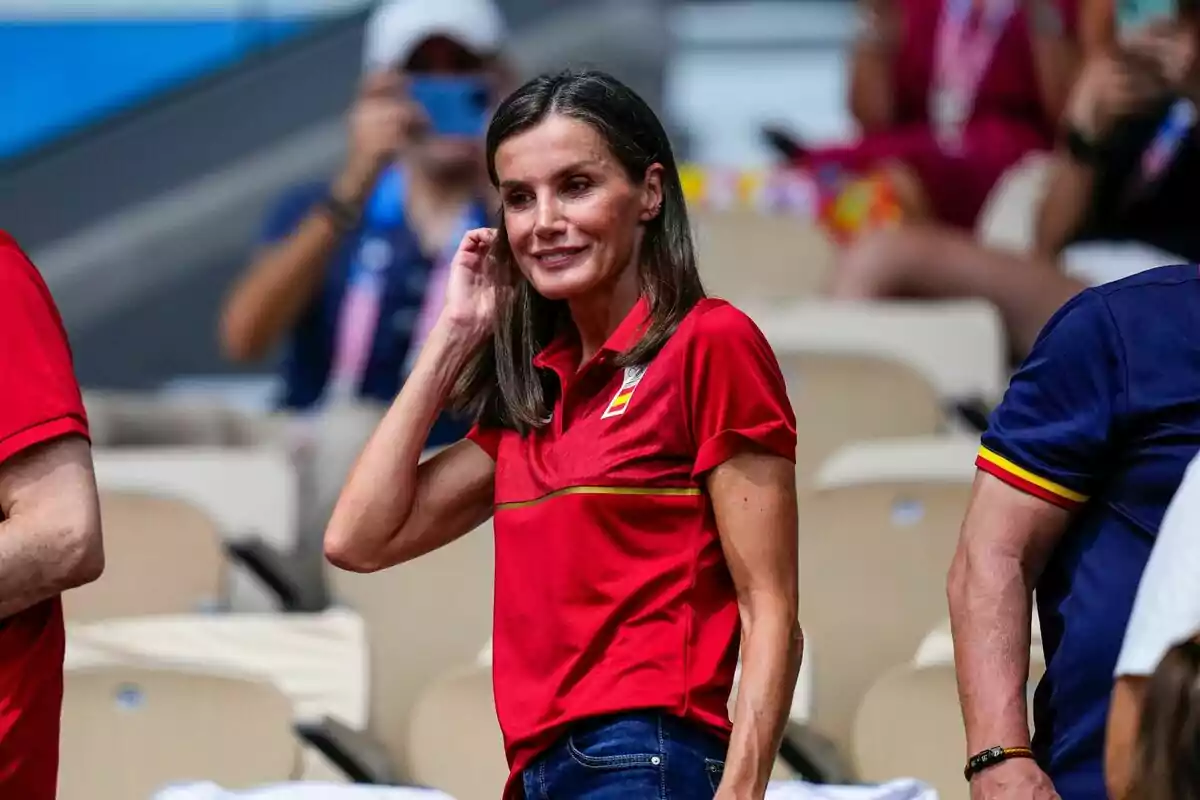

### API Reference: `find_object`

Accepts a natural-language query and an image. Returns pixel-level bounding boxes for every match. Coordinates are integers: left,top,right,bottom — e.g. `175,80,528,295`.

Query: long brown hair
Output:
1130,635,1200,800
448,69,705,433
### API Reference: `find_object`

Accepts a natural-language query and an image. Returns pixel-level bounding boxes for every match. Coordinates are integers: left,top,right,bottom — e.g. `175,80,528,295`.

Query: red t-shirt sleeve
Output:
467,423,502,461
0,237,89,466
684,302,797,478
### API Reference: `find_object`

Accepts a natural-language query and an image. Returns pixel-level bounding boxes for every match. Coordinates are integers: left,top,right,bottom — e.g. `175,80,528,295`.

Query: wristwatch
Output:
318,194,363,233
964,746,1036,781
1064,126,1101,166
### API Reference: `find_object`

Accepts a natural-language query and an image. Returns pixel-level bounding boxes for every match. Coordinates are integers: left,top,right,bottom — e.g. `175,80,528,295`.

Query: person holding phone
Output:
220,0,508,445
324,70,802,799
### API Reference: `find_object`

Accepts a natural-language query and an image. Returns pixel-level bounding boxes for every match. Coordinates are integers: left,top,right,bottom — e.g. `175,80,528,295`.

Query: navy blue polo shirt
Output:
975,263,1200,800
259,168,483,444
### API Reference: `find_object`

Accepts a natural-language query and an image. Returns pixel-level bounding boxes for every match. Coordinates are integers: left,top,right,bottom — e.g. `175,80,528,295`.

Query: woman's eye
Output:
564,179,591,195
504,192,532,208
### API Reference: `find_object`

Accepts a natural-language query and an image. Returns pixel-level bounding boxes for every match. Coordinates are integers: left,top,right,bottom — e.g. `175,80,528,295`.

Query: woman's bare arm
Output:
711,452,802,799
849,0,899,133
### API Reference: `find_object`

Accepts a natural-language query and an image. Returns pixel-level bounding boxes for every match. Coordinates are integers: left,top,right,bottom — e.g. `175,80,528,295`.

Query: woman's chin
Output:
529,267,600,300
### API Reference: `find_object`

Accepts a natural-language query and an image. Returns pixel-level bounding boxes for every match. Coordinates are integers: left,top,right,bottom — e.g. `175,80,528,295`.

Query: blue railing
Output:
0,2,369,159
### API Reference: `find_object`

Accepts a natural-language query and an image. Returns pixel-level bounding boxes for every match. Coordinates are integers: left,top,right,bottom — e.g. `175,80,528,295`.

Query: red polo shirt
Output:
469,297,796,797
0,232,89,799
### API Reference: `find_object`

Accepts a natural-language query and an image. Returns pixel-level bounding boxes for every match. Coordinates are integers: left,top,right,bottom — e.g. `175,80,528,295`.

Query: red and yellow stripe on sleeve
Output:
975,446,1088,510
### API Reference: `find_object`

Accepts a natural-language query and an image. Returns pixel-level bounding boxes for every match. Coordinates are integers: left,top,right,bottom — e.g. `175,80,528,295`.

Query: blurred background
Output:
2,0,853,403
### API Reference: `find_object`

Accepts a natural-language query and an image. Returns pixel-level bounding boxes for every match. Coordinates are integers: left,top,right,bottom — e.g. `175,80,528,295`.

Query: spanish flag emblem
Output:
602,365,647,419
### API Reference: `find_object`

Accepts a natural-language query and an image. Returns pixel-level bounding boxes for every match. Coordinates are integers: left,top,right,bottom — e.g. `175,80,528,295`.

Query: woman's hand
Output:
334,72,425,203
439,227,500,344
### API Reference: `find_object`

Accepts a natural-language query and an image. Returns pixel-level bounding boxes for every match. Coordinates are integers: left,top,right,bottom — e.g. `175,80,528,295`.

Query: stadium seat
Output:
774,351,944,484
93,445,302,611
63,491,227,621
317,520,496,783
408,664,510,800
975,152,1054,256
852,659,1045,800
755,299,1007,404
83,390,263,448
692,210,835,303
59,664,299,799
800,435,979,761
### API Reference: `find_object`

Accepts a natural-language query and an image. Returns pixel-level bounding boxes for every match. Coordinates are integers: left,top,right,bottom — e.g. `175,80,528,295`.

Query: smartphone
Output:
408,76,491,138
1117,0,1175,35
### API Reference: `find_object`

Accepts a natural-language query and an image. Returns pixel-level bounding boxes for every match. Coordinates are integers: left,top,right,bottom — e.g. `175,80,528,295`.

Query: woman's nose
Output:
533,197,566,237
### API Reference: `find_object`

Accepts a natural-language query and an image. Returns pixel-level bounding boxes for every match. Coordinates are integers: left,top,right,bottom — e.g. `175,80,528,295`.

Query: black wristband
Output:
1064,126,1101,166
318,195,362,232
964,746,1036,781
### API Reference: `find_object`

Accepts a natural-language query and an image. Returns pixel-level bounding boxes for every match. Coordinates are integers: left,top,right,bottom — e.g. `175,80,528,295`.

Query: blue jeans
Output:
522,712,728,799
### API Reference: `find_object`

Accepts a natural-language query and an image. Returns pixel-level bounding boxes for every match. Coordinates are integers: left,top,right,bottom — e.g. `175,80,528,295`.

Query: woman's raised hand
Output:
440,227,500,344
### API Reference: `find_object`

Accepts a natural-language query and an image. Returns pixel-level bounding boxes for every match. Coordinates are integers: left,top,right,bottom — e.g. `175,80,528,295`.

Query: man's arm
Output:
0,435,103,619
948,472,1072,799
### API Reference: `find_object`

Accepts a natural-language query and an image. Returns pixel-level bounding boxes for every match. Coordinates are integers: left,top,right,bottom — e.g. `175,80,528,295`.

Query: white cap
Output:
362,0,506,72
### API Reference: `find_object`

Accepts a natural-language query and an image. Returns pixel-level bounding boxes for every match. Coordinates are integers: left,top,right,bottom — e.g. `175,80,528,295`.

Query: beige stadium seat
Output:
853,660,1046,800
60,664,298,800
801,436,979,759
63,491,227,622
755,299,1007,404
328,519,495,781
975,152,1054,256
83,390,263,448
775,351,944,484
409,665,510,800
692,210,835,303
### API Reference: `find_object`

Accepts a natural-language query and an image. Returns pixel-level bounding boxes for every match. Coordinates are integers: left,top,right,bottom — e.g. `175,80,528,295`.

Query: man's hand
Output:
1065,54,1167,138
971,758,1062,800
334,72,423,204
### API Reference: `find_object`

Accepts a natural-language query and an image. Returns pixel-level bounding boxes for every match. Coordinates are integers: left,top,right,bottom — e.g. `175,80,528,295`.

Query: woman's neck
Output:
570,266,642,365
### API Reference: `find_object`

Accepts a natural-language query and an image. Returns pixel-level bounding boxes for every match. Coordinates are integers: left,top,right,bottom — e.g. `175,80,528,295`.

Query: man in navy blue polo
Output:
948,263,1200,800
220,0,506,445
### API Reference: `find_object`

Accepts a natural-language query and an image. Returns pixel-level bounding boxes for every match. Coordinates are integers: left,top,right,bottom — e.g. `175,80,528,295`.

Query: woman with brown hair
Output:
1122,635,1200,800
323,69,801,799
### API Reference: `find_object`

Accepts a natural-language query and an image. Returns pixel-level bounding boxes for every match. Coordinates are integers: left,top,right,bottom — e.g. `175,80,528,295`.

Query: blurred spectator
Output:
829,1,1200,358
1107,452,1200,799
219,0,507,445
793,0,1097,237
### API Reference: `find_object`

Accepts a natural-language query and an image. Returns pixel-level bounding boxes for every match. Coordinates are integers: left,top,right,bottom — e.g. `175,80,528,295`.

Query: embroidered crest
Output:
602,365,647,419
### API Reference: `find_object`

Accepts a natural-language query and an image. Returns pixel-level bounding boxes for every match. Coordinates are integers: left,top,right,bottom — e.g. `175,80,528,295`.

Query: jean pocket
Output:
566,714,663,770
705,758,725,793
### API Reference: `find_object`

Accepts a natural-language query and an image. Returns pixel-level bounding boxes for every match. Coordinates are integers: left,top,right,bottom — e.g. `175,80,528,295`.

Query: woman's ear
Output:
639,164,665,222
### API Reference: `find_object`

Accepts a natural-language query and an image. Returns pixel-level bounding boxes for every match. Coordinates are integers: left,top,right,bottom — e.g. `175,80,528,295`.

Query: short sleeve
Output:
258,183,326,247
1115,452,1200,677
467,424,501,461
977,289,1125,510
0,243,89,465
685,303,797,478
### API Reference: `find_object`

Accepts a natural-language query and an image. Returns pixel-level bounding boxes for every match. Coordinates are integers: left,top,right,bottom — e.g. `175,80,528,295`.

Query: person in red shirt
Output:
0,232,105,798
324,69,801,799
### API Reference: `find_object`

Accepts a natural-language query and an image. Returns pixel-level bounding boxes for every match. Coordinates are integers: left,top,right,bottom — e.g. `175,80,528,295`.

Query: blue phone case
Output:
1117,0,1174,33
409,76,490,138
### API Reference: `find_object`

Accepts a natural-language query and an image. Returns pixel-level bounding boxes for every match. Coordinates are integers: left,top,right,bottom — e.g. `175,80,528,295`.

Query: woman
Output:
1107,452,1200,800
800,0,1091,232
324,70,802,799
1121,635,1200,800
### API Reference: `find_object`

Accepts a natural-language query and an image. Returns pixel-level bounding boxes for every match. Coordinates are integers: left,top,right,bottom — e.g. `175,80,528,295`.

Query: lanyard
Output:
1137,98,1197,190
931,0,1016,150
326,167,484,403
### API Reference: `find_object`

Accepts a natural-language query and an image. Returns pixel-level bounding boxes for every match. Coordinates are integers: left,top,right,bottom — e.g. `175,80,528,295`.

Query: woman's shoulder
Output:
677,298,769,344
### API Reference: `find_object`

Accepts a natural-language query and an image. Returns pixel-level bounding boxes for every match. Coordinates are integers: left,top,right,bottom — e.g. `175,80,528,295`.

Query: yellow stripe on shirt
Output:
976,446,1089,503
496,485,702,511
